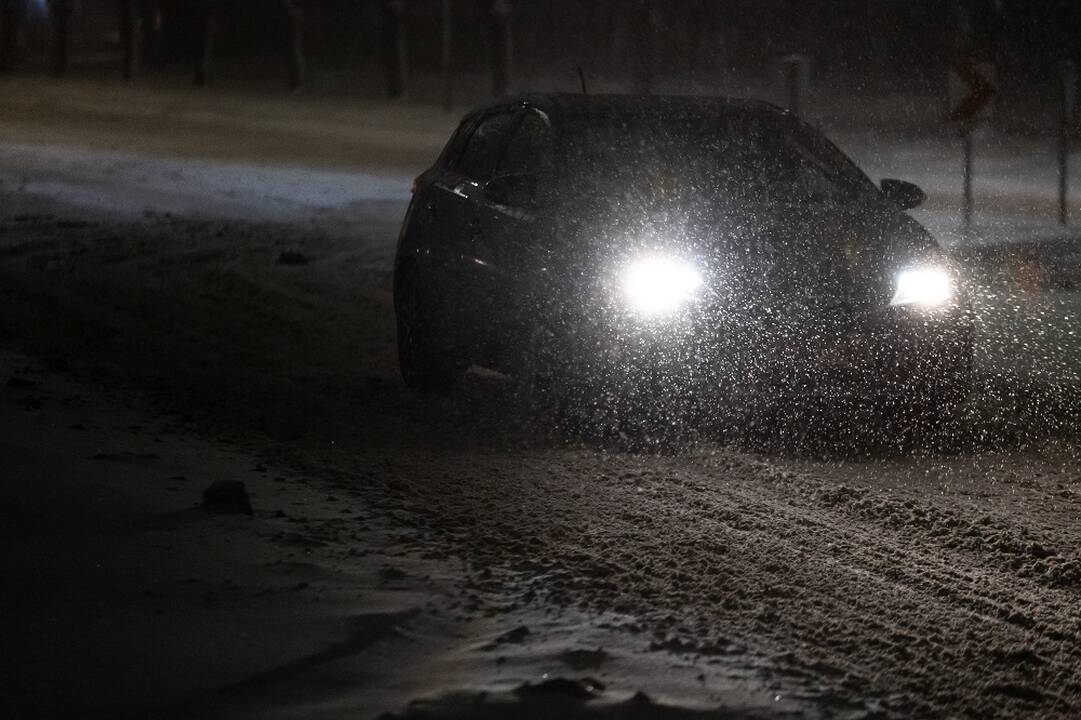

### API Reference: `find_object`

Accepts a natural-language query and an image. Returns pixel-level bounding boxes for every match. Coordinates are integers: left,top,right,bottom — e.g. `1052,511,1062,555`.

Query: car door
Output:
398,112,478,324
464,108,554,368
438,107,520,358
408,113,477,254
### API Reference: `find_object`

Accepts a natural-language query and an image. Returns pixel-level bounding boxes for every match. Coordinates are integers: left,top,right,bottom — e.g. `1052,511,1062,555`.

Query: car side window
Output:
495,111,551,178
438,115,478,167
455,111,517,182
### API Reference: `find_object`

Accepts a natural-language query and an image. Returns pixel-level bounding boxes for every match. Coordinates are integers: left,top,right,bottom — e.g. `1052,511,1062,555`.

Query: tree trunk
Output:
685,0,715,70
630,0,653,94
282,0,304,90
119,0,139,79
600,0,617,69
0,0,19,73
193,0,215,86
440,0,451,111
48,0,71,76
379,0,404,99
486,0,511,97
139,0,161,69
158,0,181,69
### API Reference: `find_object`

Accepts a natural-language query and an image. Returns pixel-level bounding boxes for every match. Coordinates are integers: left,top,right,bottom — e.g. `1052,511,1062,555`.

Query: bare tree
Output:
47,0,73,76
193,0,215,85
138,0,161,70
630,0,653,94
485,0,511,97
120,0,164,78
119,0,139,79
684,0,720,71
440,0,451,110
379,0,405,99
282,0,304,90
0,0,19,73
598,0,618,70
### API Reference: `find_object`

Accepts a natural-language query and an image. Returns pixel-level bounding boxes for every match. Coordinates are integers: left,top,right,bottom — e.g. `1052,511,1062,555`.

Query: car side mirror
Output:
485,173,538,207
880,179,926,210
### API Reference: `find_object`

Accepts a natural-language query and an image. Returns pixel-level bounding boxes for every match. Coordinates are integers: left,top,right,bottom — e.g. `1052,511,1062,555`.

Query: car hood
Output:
549,197,941,316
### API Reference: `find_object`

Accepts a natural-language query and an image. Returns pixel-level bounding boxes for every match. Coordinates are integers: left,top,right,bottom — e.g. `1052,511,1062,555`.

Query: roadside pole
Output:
441,0,452,113
963,127,974,230
1059,60,1075,225
948,61,995,234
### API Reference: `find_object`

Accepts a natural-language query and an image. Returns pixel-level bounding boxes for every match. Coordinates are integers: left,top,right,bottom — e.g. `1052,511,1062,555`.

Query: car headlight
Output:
890,267,953,307
620,255,703,318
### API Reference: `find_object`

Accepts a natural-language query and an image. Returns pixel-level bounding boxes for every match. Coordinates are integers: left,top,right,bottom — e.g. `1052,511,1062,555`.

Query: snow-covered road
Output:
3,79,1081,718
0,141,412,221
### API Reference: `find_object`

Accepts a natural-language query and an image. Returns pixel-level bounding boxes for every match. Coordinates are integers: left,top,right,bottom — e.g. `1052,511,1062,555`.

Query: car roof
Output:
468,93,788,125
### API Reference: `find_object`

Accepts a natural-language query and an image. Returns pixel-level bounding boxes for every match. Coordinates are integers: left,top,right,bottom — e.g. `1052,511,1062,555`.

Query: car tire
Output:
518,324,580,431
395,265,460,394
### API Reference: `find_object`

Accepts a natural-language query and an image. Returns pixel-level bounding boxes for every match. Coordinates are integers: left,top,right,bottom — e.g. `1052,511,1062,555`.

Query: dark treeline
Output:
1,1,1080,100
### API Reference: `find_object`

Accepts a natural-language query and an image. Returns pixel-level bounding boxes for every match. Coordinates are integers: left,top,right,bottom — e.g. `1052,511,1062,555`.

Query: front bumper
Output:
591,302,974,403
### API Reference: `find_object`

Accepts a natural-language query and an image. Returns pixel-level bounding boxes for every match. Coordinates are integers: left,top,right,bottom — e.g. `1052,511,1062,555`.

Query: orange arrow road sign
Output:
949,61,995,123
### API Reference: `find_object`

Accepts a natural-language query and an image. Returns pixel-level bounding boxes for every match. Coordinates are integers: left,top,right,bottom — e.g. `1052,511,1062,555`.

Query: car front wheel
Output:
395,266,460,394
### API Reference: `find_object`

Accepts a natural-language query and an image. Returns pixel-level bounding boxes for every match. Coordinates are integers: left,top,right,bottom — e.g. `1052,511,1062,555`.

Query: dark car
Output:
394,94,973,438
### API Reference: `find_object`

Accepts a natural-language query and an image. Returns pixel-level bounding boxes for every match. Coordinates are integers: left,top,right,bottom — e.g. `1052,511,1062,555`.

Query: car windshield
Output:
557,111,877,205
